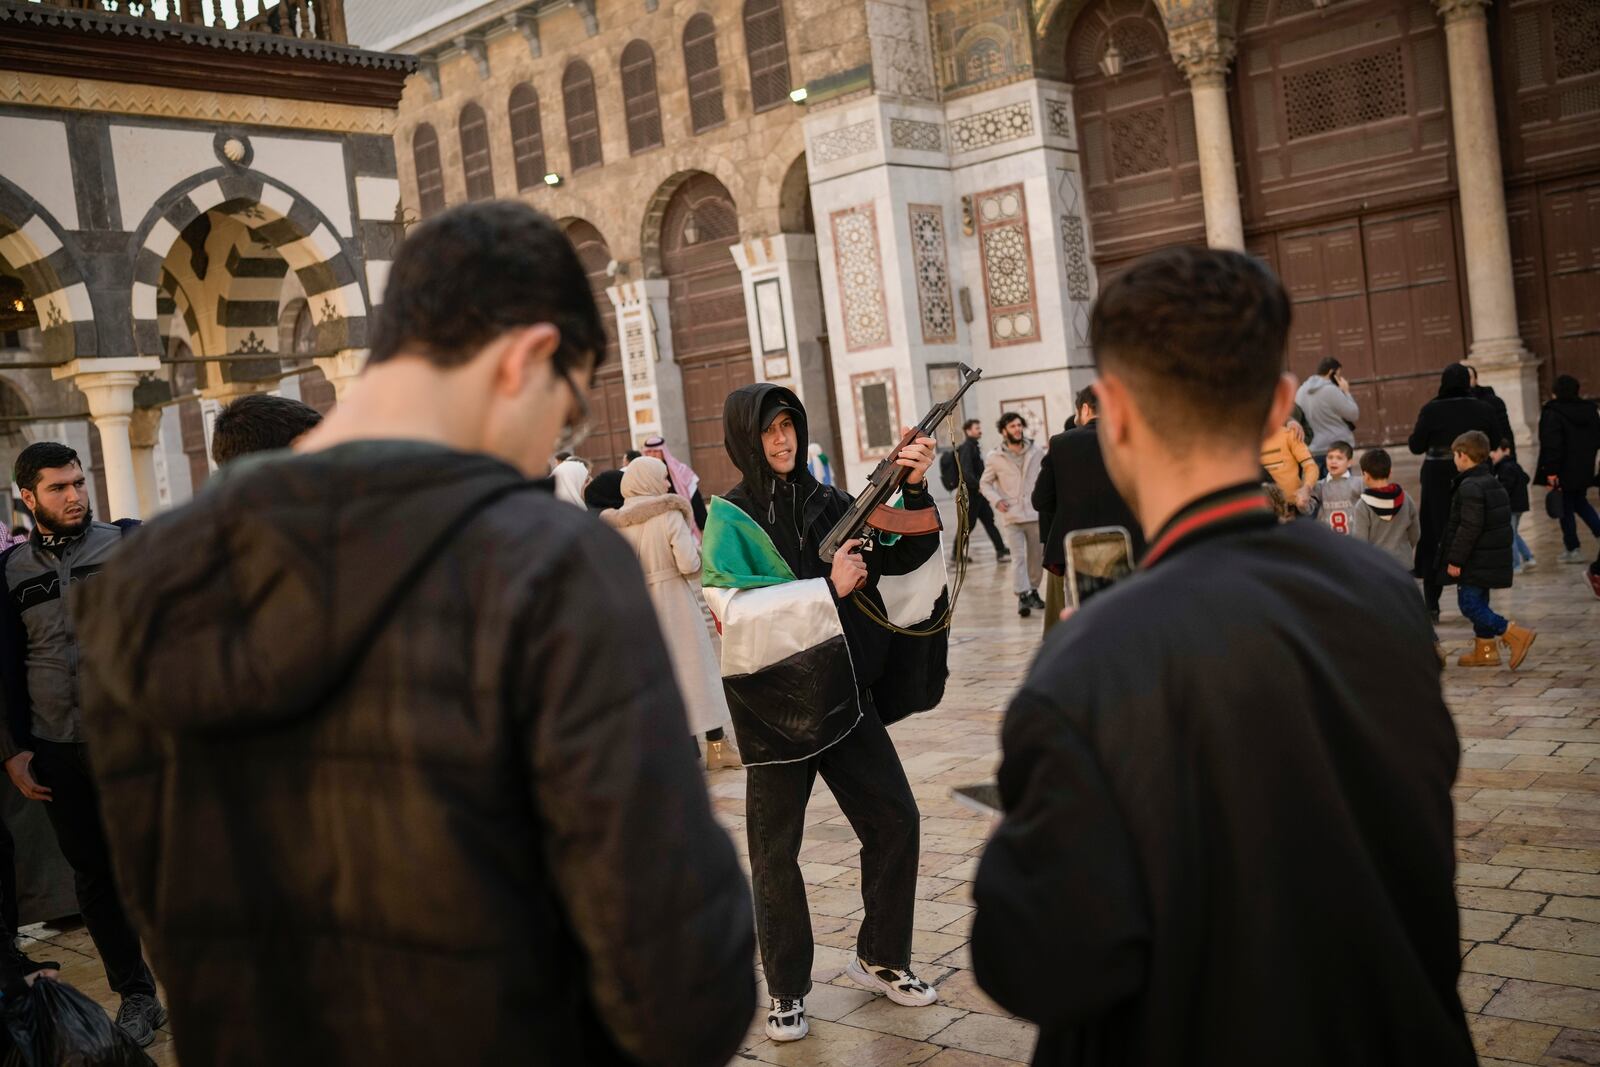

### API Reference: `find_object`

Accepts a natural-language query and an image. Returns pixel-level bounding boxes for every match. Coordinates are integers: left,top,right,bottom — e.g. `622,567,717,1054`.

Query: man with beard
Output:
0,443,164,1046
981,412,1046,616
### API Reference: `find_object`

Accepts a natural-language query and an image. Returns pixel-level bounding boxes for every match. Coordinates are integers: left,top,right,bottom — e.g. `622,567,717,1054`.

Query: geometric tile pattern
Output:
830,202,891,352
812,120,878,165
908,204,956,343
974,184,1037,346
1046,99,1072,139
1061,213,1091,302
949,101,1033,154
890,118,945,153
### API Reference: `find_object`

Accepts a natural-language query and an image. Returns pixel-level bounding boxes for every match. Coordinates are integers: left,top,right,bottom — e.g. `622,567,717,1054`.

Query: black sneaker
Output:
4,945,60,976
1026,589,1045,609
996,548,1012,561
1017,594,1031,618
115,993,166,1047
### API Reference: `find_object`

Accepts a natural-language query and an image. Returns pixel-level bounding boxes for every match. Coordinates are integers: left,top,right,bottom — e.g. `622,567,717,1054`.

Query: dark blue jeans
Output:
744,697,919,997
1558,489,1600,551
1457,584,1508,639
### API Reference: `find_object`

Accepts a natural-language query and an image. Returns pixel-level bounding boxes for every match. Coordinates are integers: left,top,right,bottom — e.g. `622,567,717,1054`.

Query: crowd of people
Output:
0,201,1597,1066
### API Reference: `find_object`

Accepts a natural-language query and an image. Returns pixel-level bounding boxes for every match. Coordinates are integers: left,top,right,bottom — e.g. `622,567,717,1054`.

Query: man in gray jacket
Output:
1296,357,1361,474
0,442,164,1045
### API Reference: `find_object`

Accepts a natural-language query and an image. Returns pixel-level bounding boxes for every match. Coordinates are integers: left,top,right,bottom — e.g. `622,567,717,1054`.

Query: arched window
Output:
459,103,495,200
412,123,445,217
509,83,546,190
743,0,791,112
563,61,603,171
621,40,664,154
683,14,727,133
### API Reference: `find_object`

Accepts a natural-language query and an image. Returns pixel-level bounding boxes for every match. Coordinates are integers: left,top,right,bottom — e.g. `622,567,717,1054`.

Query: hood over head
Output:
1438,363,1471,398
76,442,531,736
622,456,671,499
723,383,813,508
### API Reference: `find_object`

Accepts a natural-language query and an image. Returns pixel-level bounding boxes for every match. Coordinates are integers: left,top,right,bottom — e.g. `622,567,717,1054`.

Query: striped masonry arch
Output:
129,169,369,361
0,175,95,360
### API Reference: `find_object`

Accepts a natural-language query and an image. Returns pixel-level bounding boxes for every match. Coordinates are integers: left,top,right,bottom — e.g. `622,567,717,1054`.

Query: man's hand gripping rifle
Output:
818,363,983,563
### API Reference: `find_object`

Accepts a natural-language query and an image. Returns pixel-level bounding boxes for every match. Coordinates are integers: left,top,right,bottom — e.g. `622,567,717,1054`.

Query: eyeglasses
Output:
554,364,592,454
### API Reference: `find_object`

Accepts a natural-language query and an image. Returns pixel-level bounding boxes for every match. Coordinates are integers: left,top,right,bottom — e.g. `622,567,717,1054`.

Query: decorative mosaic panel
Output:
623,319,650,388
908,204,956,344
948,101,1033,154
929,0,1031,98
812,119,877,164
1046,99,1072,139
830,203,891,352
1283,47,1406,140
851,368,901,460
890,118,944,152
974,184,1038,347
1061,214,1091,302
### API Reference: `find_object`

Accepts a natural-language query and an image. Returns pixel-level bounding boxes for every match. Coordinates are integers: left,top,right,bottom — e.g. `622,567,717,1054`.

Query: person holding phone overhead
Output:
971,246,1472,1067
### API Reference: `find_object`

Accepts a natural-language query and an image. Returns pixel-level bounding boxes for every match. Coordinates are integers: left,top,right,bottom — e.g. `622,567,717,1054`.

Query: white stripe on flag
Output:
705,578,841,677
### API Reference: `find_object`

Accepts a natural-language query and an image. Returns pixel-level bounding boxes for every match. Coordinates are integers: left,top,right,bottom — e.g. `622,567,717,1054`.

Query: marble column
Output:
1168,24,1245,252
128,407,163,518
52,358,161,521
1436,0,1541,446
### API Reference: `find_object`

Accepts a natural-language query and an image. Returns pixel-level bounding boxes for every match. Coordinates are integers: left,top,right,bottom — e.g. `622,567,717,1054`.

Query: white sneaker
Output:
845,957,939,1007
765,996,808,1042
1523,557,1538,570
1561,548,1586,564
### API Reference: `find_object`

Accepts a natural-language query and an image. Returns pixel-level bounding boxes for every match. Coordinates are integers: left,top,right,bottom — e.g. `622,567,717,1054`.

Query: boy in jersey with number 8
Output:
1309,441,1361,533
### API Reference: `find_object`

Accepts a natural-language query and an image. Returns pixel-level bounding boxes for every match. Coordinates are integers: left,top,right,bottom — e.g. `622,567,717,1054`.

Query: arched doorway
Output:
661,173,753,494
563,219,632,473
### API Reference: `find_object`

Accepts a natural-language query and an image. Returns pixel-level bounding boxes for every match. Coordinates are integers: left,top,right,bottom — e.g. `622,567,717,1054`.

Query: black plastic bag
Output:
1,979,154,1067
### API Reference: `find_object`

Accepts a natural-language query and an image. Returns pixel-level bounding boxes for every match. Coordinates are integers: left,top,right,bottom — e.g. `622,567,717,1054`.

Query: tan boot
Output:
706,737,742,771
1457,638,1501,668
1501,622,1537,671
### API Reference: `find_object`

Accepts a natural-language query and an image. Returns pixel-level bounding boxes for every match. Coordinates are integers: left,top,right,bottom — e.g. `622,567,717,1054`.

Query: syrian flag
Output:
702,497,861,765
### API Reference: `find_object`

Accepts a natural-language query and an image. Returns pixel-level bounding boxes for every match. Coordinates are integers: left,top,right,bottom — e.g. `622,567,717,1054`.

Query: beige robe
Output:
602,494,731,735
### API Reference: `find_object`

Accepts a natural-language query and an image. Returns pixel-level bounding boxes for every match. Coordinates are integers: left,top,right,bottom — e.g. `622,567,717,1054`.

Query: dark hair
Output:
996,411,1026,433
1325,440,1354,460
1554,374,1581,401
1090,246,1290,446
624,450,642,462
1359,448,1391,479
1315,357,1341,377
1452,430,1490,464
1439,363,1471,396
368,201,605,374
13,442,80,493
1074,385,1099,414
962,418,981,432
553,451,573,463
1496,437,1514,452
211,393,324,466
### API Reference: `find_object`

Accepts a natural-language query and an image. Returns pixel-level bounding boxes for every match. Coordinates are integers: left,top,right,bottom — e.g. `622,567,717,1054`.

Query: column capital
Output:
1168,22,1236,88
1433,0,1490,23
128,407,164,450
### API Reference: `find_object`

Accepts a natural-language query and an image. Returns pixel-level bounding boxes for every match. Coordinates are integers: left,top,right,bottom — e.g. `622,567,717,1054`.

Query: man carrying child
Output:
1441,430,1537,669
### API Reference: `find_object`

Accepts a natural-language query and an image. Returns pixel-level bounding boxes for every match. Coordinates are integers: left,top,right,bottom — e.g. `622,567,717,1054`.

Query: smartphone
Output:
951,783,1001,817
1065,525,1135,610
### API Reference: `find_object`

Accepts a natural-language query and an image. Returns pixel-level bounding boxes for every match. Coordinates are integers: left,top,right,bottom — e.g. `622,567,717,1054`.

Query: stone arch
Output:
127,168,370,362
639,165,747,277
777,152,814,235
0,174,93,361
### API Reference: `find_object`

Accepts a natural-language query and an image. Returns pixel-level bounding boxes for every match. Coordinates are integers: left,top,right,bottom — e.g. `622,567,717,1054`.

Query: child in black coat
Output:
1492,438,1535,573
1444,431,1536,669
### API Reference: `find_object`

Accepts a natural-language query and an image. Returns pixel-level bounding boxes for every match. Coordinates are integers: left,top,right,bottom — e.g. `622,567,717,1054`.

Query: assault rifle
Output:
818,363,983,562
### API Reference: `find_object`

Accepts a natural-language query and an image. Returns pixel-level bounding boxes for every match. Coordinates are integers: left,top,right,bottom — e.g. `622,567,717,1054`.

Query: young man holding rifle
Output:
701,383,949,1044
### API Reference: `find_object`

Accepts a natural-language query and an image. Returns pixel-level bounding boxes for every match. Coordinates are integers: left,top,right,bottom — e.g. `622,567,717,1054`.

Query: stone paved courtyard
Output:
17,476,1600,1066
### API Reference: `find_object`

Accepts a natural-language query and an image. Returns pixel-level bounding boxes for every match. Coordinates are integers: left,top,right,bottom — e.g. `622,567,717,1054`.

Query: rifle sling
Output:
868,503,943,536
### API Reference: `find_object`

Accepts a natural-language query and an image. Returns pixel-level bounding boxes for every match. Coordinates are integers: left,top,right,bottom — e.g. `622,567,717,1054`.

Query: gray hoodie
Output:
1351,490,1421,571
1296,374,1360,454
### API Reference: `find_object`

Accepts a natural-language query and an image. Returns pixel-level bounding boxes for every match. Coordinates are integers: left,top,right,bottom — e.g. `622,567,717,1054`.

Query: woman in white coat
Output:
602,457,739,769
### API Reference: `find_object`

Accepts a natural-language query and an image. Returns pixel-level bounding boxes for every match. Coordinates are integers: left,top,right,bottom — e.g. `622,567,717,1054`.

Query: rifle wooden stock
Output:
868,502,943,536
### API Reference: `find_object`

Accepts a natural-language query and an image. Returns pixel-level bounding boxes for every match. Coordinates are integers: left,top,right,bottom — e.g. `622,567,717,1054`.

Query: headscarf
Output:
621,456,671,500
551,458,589,508
642,435,700,501
1437,362,1471,399
583,469,625,511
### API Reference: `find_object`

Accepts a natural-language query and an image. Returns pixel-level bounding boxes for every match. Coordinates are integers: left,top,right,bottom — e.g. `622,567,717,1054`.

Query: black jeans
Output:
965,493,1007,553
744,699,919,997
29,740,156,998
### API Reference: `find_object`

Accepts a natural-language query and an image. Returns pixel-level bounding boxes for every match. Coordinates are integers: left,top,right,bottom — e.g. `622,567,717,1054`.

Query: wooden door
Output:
565,219,631,471
1540,176,1600,389
681,352,756,496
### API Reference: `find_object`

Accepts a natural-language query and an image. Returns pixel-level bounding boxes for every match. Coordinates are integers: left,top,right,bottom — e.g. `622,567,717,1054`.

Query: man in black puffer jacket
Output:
74,203,754,1067
1441,430,1535,670
1534,374,1600,569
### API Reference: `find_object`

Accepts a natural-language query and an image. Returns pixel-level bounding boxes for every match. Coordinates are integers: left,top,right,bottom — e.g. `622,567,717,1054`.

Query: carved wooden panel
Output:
508,83,546,191
663,174,746,363
411,123,444,217
459,103,494,201
562,61,603,171
1499,0,1600,180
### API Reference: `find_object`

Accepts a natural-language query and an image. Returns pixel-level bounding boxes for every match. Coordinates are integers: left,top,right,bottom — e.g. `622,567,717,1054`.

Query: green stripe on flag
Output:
702,496,797,590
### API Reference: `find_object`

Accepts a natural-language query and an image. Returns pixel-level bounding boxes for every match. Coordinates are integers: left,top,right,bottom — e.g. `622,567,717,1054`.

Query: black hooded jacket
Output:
719,384,947,721
1409,365,1508,459
1535,396,1600,492
1440,460,1515,589
73,441,754,1067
